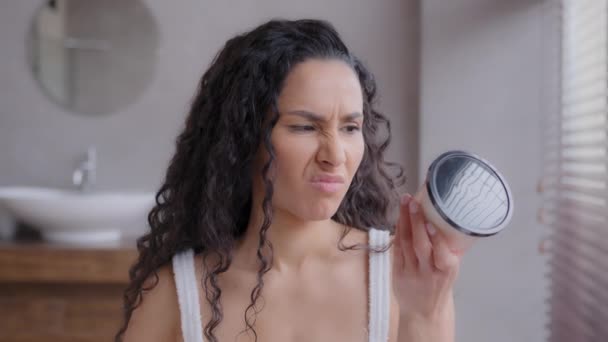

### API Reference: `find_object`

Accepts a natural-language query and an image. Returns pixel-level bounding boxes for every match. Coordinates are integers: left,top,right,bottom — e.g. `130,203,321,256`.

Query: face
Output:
254,58,365,221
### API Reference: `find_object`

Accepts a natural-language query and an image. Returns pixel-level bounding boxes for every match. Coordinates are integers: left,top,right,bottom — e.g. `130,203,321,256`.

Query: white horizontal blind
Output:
540,1,608,341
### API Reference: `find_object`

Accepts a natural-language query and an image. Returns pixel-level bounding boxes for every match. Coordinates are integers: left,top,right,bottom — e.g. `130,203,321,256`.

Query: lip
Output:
309,174,345,193
310,181,343,193
310,174,345,183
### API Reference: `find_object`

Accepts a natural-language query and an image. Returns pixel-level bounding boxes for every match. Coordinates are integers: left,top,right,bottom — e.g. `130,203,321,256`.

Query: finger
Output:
427,223,461,276
409,198,433,272
392,209,405,271
398,194,417,271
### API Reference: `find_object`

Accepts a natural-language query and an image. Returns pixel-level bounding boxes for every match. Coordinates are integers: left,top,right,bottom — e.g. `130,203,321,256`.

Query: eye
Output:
289,125,316,132
344,125,361,133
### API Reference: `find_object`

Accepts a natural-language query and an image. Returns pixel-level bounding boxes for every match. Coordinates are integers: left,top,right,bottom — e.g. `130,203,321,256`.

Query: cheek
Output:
278,151,314,171
271,133,316,180
348,137,365,169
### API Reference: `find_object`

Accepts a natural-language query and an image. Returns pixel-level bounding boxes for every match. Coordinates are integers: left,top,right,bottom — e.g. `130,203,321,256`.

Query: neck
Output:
234,205,343,274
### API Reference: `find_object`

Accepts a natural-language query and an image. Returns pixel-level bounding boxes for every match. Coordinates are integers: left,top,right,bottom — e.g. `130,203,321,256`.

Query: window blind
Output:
540,1,608,341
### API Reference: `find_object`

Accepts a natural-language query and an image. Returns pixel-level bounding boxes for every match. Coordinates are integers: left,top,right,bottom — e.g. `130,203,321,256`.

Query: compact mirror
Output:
414,150,514,253
26,0,159,116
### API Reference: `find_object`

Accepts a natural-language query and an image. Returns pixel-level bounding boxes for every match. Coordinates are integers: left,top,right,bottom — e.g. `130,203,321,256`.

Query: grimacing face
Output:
254,58,365,221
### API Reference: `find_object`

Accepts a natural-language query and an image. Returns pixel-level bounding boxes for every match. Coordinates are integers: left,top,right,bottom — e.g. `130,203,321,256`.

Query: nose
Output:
316,133,346,167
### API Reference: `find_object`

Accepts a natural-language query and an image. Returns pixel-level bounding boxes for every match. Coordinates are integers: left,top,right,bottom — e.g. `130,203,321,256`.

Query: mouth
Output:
309,174,345,193
309,181,343,193
311,174,345,183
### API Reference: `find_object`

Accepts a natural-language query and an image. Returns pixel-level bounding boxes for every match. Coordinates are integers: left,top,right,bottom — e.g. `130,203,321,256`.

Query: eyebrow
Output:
285,110,363,122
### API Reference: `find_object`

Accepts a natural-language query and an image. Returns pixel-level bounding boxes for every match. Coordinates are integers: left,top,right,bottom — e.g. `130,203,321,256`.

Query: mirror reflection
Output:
432,153,510,232
26,0,159,116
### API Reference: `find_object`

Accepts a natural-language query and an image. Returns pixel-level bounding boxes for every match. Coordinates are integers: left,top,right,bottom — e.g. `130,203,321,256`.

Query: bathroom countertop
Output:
0,237,138,284
0,237,140,341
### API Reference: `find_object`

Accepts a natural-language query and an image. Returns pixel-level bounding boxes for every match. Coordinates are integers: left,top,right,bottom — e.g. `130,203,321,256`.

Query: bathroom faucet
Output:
72,146,96,192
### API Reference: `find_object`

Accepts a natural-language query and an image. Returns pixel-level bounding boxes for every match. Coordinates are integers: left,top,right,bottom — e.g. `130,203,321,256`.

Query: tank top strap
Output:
172,249,205,342
368,227,392,342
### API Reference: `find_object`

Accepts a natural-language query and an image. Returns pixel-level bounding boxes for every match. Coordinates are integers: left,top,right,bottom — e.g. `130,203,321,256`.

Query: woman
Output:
116,18,460,342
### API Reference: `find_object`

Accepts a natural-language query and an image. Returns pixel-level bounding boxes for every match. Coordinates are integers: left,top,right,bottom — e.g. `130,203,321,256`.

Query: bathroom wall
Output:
420,0,553,341
0,0,420,233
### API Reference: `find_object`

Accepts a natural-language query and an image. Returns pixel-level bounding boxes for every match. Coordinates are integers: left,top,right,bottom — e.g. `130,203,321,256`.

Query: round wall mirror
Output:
26,0,159,116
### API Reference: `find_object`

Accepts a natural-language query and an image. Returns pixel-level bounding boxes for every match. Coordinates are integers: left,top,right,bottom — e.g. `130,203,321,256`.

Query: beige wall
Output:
420,0,552,341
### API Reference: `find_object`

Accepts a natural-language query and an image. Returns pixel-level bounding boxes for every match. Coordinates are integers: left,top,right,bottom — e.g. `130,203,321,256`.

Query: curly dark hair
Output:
115,18,406,342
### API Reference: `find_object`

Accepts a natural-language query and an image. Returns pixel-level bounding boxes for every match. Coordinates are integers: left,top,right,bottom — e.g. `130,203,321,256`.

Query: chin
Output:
277,188,347,221
299,202,342,221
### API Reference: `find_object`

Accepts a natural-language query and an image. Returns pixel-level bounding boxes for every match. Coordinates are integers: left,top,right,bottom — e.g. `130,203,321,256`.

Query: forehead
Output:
277,59,363,111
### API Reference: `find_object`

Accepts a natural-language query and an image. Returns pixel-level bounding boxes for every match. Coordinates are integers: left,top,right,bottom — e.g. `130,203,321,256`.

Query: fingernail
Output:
426,223,436,235
401,194,411,205
409,200,418,213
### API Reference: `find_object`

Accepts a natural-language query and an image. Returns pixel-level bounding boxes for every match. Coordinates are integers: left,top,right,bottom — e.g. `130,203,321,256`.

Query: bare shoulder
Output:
122,262,181,341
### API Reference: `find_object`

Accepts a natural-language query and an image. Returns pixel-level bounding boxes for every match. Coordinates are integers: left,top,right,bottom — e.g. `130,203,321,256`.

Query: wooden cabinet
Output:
0,239,138,342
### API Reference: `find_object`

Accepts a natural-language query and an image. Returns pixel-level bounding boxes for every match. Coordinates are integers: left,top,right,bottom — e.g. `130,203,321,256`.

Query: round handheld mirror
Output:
413,150,514,254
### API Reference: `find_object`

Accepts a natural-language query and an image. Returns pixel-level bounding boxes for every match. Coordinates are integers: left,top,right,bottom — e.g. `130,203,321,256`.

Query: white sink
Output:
0,186,154,245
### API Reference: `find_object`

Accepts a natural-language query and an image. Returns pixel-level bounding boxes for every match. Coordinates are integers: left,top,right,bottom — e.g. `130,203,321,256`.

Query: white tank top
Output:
172,227,391,342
